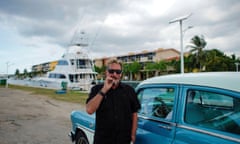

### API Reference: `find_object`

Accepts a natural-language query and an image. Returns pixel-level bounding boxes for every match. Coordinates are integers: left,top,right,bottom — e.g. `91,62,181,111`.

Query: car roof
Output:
137,72,240,92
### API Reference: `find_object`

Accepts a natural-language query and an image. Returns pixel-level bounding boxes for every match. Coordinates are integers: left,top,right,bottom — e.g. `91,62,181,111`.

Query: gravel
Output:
0,88,84,144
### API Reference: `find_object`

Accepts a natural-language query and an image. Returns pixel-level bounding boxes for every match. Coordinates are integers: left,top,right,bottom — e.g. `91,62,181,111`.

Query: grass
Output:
2,84,88,105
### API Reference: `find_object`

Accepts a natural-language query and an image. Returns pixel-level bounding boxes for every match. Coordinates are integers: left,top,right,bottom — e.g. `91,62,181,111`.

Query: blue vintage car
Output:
69,72,240,144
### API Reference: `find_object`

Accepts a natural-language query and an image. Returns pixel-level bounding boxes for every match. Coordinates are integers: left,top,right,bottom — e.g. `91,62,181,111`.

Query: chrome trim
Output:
68,131,75,142
178,124,240,143
138,115,177,126
77,124,95,134
138,115,149,120
158,124,172,130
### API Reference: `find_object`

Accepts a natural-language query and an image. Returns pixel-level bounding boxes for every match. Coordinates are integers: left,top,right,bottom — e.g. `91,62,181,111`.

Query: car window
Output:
184,90,240,135
138,87,175,119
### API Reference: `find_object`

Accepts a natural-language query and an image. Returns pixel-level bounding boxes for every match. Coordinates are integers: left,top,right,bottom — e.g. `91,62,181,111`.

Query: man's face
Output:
106,63,122,81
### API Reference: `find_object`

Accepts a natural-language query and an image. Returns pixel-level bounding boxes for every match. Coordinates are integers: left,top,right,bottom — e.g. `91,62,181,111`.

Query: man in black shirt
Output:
86,59,140,144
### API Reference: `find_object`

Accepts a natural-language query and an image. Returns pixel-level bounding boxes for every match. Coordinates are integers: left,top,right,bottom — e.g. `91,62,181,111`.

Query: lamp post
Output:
6,62,13,88
235,62,239,72
169,14,192,74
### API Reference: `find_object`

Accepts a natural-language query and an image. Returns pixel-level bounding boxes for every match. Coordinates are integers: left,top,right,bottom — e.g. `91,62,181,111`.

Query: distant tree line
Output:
14,68,45,79
185,35,239,72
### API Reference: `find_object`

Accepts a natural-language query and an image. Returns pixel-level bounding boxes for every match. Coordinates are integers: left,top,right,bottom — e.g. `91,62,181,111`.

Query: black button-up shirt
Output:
87,82,141,144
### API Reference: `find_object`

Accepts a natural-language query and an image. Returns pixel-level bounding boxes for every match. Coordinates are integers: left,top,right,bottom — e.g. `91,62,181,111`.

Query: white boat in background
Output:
35,32,98,91
44,46,97,90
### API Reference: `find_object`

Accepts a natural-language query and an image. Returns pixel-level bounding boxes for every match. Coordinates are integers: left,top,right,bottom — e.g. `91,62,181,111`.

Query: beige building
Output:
94,48,180,80
94,48,180,67
32,60,58,73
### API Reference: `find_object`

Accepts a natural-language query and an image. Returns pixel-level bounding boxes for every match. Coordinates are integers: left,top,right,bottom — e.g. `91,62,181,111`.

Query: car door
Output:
135,84,179,144
173,85,240,144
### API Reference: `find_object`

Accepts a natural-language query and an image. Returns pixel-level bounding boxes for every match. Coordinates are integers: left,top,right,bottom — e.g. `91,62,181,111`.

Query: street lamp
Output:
183,26,194,35
169,13,192,74
6,62,13,88
235,62,239,72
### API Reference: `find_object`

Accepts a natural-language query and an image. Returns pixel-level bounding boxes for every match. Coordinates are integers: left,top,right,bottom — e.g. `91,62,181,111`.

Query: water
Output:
8,79,62,89
8,79,141,90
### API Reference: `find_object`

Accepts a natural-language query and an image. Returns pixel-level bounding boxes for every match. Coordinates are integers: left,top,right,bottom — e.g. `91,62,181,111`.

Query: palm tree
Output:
155,61,167,75
205,49,227,71
186,35,207,71
23,68,28,78
144,62,156,78
15,69,20,78
128,61,141,80
94,65,106,80
144,61,167,77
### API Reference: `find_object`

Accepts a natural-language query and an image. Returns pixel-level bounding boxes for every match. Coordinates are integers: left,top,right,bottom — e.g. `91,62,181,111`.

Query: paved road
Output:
0,88,84,144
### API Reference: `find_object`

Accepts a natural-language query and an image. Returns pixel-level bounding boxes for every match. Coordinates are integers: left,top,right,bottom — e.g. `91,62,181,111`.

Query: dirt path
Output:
0,88,84,144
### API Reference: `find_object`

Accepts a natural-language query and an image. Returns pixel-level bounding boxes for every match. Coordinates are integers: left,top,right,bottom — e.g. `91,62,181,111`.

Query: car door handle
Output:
158,124,172,130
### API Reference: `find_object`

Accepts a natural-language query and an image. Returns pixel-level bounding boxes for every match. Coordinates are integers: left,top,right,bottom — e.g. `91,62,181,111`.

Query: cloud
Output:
0,0,240,74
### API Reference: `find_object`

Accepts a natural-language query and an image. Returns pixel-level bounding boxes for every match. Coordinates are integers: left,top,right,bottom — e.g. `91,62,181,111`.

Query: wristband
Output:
98,91,106,97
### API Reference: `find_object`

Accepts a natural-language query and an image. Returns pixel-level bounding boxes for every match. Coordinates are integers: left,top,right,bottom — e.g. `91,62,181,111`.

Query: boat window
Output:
57,59,93,68
48,73,66,79
49,73,55,78
59,74,66,79
74,75,79,82
69,75,73,82
58,60,68,65
70,59,74,65
92,74,96,79
77,59,88,69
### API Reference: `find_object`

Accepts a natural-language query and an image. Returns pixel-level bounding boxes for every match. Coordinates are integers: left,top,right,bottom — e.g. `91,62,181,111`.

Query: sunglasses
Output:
108,69,122,74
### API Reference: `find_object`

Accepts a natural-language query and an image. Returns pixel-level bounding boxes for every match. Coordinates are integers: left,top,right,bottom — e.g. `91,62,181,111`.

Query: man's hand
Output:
102,76,119,92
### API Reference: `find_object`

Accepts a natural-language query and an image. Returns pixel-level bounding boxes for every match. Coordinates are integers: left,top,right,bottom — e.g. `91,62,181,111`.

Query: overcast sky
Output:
0,0,239,74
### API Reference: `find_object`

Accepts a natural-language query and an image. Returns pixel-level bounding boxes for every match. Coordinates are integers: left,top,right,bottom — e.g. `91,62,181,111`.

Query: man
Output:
86,59,141,144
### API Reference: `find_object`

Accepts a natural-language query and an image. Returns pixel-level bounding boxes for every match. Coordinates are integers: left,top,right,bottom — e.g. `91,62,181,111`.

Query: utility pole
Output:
235,62,239,72
6,62,13,88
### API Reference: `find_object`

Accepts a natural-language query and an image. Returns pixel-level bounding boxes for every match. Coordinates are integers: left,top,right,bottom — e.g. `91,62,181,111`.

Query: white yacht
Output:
38,32,97,91
43,44,97,91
